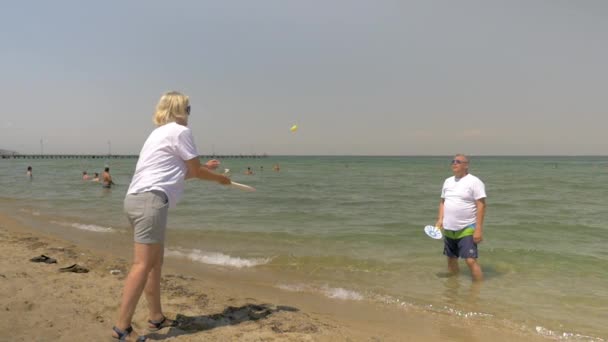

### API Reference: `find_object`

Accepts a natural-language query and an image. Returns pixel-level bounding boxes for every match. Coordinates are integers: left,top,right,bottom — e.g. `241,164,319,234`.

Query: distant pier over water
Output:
1,153,268,160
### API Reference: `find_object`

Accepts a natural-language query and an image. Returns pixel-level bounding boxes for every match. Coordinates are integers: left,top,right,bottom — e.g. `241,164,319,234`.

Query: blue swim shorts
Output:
443,225,478,259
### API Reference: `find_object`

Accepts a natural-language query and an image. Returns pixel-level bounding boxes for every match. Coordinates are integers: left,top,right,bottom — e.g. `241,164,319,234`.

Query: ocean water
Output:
1,156,607,340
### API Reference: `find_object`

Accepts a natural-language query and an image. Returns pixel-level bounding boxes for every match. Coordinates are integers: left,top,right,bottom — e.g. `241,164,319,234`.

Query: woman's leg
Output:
114,243,163,335
144,244,165,322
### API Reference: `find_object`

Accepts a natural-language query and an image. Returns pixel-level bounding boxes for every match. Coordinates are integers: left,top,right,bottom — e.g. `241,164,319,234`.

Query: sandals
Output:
112,316,173,340
30,257,89,273
111,317,173,341
59,264,89,273
147,316,178,331
29,255,57,264
112,326,147,341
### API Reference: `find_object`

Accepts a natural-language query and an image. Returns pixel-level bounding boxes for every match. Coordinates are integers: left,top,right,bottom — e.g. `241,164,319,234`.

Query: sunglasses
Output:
451,159,467,165
186,105,191,115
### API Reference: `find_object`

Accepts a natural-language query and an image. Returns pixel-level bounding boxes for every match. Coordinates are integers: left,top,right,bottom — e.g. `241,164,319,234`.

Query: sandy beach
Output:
0,212,557,342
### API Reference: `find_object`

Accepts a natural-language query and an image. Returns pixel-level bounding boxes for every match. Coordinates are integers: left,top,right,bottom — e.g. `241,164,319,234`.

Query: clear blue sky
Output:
1,1,606,155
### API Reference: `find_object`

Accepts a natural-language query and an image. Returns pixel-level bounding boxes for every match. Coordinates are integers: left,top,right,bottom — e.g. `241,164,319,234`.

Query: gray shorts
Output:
124,190,169,244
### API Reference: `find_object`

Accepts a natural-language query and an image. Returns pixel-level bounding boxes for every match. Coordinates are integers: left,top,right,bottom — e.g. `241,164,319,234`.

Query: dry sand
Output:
0,213,551,341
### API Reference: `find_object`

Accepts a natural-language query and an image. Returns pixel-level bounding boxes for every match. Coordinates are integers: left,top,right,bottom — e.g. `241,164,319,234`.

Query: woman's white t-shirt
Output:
127,122,199,207
440,174,486,231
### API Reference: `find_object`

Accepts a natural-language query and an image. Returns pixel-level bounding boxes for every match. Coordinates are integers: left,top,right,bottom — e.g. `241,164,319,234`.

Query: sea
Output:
1,156,606,340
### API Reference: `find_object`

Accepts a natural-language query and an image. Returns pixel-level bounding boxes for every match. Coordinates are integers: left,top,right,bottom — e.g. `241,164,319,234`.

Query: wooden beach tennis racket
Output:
229,181,256,192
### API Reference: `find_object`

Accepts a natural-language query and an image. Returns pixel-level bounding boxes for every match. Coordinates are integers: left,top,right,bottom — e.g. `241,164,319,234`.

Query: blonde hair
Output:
153,91,190,126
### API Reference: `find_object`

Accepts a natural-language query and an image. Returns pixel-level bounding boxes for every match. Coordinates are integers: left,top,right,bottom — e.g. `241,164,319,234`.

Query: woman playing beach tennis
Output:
112,91,231,341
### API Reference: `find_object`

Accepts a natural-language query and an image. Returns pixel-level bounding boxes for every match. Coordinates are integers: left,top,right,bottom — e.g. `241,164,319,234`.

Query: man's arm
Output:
435,198,445,228
473,198,486,243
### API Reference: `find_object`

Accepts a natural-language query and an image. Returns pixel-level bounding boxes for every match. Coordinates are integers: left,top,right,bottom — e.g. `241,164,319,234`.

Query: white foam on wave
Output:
276,283,311,292
275,283,364,301
374,294,414,308
51,221,114,233
165,248,271,268
20,208,41,216
426,304,493,319
322,286,364,301
535,326,605,341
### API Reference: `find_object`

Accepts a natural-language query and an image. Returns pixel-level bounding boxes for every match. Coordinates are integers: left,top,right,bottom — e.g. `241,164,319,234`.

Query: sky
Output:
1,0,607,156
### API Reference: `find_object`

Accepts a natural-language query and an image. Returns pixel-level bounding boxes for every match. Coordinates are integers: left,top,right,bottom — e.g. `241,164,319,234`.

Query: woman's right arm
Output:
185,158,231,184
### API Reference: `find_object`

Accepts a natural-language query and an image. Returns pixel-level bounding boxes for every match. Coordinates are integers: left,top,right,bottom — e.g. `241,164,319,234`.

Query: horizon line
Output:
2,153,608,158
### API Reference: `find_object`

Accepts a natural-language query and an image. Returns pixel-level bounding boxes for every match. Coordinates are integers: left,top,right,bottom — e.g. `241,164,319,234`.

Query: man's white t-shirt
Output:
441,174,486,231
127,122,199,207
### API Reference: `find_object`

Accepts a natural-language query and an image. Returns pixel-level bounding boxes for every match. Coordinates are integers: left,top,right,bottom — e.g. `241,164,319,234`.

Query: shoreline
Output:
0,212,555,341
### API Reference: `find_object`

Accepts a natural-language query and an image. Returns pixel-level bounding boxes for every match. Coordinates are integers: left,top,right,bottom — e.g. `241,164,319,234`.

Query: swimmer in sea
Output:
102,167,114,188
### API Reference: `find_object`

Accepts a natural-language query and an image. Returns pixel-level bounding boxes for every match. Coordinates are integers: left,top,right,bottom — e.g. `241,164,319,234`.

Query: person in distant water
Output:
26,166,32,178
273,163,280,172
82,171,90,180
102,167,114,189
244,166,254,175
112,91,231,341
92,172,100,182
435,154,486,281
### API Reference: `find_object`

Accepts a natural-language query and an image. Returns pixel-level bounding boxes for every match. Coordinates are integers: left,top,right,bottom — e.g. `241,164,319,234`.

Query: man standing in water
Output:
435,154,486,281
102,167,114,188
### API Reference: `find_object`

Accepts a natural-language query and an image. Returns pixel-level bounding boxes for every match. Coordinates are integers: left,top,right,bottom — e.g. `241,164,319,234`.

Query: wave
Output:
165,248,271,268
534,326,605,341
51,220,114,233
322,286,364,300
19,208,40,216
276,283,364,301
